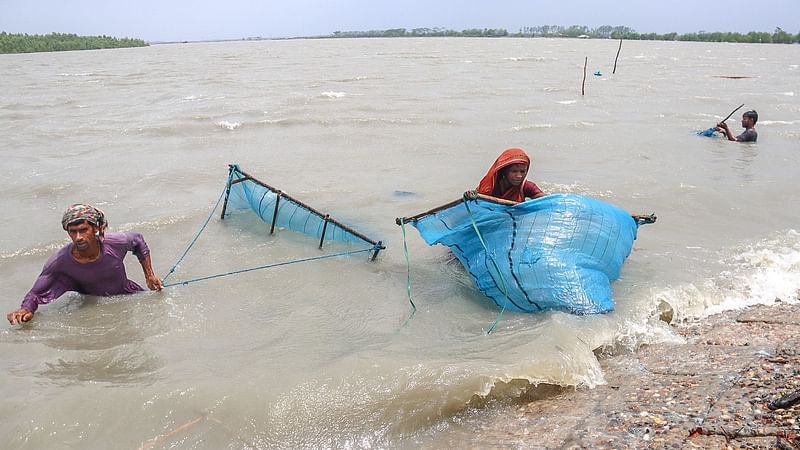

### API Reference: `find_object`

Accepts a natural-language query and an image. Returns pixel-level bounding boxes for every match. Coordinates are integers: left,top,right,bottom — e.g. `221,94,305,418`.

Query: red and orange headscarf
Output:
477,148,531,203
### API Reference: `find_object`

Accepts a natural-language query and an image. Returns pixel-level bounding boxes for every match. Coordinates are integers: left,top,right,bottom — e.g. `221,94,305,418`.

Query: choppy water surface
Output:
0,38,798,449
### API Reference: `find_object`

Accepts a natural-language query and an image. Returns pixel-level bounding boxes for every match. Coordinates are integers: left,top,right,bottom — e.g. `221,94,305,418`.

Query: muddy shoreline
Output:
447,302,800,449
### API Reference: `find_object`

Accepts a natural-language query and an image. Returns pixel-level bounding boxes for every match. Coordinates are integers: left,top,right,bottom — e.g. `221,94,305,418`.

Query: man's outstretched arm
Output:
8,256,74,325
139,254,163,291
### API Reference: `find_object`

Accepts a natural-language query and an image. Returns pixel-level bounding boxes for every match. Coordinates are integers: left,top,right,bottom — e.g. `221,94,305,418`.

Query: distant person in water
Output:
476,147,546,202
6,204,162,325
716,110,758,142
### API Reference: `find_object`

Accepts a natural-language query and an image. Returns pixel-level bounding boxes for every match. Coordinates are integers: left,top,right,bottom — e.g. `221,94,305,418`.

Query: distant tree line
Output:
330,28,509,38
326,26,799,44
518,25,799,43
0,32,148,54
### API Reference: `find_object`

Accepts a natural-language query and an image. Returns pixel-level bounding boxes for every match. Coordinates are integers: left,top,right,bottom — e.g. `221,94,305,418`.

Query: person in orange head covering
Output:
477,147,546,203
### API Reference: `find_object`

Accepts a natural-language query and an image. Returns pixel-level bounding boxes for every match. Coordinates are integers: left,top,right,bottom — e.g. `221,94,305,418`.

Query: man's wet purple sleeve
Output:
20,254,76,312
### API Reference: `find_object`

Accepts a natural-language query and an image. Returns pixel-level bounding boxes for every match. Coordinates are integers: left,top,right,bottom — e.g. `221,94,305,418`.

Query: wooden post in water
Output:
613,38,623,74
581,57,587,96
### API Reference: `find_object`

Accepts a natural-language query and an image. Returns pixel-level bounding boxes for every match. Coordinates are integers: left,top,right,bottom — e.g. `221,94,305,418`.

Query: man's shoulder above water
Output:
738,128,758,142
103,231,133,244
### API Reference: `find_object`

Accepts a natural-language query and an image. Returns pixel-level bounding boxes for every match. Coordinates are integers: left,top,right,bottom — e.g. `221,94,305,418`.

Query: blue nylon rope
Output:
163,247,376,288
162,169,234,283
399,218,417,326
463,198,511,335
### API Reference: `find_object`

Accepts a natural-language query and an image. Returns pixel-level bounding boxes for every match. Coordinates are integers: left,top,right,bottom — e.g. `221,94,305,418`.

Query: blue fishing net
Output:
697,127,717,137
161,165,383,288
409,194,639,314
225,165,377,246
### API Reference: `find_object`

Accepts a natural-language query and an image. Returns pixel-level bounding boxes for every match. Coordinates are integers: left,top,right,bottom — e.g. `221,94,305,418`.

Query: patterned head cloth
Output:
61,204,108,238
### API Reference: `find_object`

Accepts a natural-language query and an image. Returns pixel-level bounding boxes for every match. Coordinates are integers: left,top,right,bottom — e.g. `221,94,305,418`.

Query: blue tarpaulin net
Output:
407,194,640,314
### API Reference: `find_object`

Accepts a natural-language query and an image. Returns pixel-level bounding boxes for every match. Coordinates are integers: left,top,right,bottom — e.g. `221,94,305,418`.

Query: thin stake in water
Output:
612,38,623,74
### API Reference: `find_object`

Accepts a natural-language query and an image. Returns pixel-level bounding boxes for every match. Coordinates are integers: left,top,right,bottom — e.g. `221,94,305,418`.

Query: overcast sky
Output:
1,0,797,42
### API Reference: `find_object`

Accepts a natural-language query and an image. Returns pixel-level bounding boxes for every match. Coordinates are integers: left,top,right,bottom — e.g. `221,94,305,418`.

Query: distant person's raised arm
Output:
716,122,737,141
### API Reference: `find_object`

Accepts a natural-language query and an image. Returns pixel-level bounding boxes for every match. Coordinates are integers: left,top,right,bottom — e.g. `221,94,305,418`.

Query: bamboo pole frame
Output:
224,165,384,249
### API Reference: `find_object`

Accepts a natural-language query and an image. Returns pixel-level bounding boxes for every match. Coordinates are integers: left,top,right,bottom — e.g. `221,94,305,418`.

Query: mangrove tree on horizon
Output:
0,32,148,54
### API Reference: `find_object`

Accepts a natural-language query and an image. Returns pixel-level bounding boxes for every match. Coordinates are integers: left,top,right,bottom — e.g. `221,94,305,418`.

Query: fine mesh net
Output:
405,194,640,314
225,165,379,247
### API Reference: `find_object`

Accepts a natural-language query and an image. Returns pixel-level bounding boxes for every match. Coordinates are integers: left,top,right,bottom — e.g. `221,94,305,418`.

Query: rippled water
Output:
0,38,798,449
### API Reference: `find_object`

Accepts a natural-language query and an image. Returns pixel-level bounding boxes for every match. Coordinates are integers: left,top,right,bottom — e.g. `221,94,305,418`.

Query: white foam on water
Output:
510,123,552,131
320,91,346,98
118,215,191,233
216,120,241,130
260,118,289,125
543,182,612,198
654,230,800,322
0,241,64,259
333,76,371,82
761,120,796,125
706,231,800,314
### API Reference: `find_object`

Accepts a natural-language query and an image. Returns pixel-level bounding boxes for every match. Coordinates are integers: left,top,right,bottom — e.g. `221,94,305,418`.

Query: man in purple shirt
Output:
6,204,162,325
